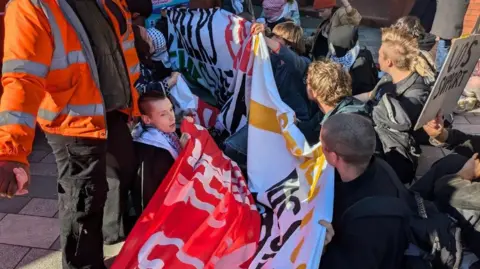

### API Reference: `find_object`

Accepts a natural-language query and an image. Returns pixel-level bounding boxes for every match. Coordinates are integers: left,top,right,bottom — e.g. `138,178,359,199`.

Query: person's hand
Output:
251,23,266,35
319,220,335,247
340,0,351,7
180,133,191,149
457,153,480,181
167,72,181,88
182,109,197,118
423,112,444,138
0,161,30,198
183,116,194,123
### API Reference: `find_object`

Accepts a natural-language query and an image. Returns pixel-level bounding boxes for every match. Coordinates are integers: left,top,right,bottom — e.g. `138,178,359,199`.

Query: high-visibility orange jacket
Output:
0,0,141,165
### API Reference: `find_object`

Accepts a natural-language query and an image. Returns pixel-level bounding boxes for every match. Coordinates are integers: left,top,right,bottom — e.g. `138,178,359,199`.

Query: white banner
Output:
247,35,334,269
167,9,335,268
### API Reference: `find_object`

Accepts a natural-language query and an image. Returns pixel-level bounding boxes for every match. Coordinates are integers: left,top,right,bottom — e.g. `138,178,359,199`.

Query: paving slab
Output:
0,214,59,249
453,115,470,124
24,176,58,200
16,248,61,269
27,151,50,164
452,123,480,135
0,213,5,221
416,146,445,177
0,244,30,269
19,199,58,218
29,163,57,177
465,114,480,124
0,197,31,214
40,153,56,164
49,237,60,251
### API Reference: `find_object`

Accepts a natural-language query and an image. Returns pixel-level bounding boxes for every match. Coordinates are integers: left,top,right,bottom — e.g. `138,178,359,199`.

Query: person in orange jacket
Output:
0,0,141,268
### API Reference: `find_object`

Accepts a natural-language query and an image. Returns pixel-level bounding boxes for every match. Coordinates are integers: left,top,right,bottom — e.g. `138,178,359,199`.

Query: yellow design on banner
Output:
290,237,305,263
249,100,281,134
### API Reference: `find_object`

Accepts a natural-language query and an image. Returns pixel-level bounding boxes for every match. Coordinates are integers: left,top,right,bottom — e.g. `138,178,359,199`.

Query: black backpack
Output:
341,159,463,269
350,47,379,95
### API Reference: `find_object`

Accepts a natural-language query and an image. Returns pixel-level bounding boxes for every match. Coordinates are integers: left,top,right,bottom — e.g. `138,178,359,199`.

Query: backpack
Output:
350,47,379,95
341,159,463,269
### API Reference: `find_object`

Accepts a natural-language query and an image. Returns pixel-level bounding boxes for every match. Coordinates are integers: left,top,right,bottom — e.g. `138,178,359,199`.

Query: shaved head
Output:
321,113,376,165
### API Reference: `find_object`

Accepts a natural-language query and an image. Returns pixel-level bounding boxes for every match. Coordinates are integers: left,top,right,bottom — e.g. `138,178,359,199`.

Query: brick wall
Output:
463,0,480,34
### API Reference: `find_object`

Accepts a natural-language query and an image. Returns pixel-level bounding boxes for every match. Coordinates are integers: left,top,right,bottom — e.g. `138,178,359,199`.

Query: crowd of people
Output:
0,0,479,268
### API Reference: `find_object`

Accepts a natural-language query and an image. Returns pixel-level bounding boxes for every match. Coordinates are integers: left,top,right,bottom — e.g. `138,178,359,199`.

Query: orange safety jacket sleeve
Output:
0,0,52,165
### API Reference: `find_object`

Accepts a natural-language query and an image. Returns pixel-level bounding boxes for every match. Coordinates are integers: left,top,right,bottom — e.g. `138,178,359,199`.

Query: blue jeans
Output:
436,39,452,72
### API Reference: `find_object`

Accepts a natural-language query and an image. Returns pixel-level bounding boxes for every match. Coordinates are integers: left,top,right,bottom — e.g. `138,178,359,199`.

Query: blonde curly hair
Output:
307,60,352,107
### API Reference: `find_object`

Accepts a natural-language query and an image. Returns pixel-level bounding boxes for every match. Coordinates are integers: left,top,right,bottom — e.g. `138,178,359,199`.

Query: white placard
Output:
414,35,480,130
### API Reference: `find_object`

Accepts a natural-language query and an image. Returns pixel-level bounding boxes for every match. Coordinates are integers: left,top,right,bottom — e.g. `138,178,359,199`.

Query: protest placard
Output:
414,34,480,130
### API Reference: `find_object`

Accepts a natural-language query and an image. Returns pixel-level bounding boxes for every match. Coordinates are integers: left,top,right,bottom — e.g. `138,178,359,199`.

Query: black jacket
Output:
132,141,175,215
298,96,371,145
270,45,314,122
371,73,430,161
319,157,409,269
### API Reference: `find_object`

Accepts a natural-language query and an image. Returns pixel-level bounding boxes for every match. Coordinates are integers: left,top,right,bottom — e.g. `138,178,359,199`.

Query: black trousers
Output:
46,111,136,269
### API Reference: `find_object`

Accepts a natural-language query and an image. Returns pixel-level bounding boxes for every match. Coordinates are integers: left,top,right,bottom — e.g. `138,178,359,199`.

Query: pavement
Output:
0,17,479,269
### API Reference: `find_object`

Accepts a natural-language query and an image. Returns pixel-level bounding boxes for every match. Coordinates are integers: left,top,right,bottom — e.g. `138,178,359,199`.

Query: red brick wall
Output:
463,0,480,35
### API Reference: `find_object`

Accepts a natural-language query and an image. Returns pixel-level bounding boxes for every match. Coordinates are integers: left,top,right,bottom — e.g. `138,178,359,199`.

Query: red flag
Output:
112,121,260,269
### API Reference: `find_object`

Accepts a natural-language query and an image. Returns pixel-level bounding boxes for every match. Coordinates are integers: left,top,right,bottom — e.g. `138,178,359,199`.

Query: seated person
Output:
327,25,379,95
298,59,371,145
393,16,437,86
132,24,180,94
319,113,408,269
131,91,191,214
252,21,314,122
225,22,316,167
370,26,431,185
410,114,480,260
307,0,361,59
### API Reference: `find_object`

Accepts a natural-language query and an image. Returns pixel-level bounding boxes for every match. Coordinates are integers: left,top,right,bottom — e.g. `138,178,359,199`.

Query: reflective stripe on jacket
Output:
0,0,140,164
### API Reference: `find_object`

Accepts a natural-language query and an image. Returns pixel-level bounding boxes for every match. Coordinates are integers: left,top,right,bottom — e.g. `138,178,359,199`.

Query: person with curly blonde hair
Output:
371,26,432,185
297,59,371,145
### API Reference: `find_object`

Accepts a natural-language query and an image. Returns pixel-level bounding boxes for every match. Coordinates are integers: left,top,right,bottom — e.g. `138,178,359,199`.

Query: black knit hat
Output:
127,0,153,18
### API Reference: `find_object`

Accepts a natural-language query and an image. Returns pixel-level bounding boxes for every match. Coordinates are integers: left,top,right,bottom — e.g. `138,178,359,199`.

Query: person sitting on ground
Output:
223,21,314,170
409,114,480,261
307,0,362,59
369,26,432,185
131,91,191,215
318,113,408,269
327,24,379,95
132,24,180,95
298,59,371,145
393,15,437,85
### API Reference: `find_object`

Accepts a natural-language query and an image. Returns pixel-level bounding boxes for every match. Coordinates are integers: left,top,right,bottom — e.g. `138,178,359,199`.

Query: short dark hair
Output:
138,90,170,115
321,113,376,165
393,16,425,39
126,0,153,18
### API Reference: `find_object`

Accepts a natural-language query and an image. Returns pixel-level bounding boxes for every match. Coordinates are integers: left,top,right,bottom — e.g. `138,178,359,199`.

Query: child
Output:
131,91,191,213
